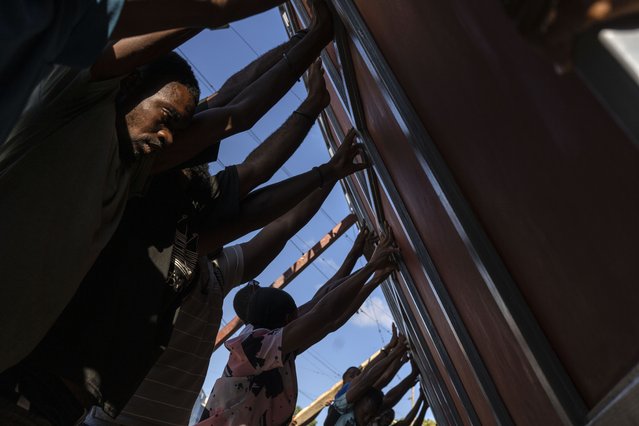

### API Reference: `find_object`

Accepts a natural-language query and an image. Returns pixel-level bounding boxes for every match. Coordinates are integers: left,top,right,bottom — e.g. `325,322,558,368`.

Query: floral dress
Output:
199,325,298,426
333,393,356,426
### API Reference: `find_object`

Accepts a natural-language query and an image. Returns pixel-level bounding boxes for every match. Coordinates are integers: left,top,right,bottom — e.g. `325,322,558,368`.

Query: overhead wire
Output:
229,24,306,103
306,349,341,377
179,38,386,376
178,46,348,241
178,29,404,410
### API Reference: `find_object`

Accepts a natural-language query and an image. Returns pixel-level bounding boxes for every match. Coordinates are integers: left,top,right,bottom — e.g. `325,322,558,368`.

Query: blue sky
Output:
178,8,434,423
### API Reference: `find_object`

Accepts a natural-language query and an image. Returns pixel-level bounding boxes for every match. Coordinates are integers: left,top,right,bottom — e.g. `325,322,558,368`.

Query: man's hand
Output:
352,226,369,255
368,231,398,271
410,357,419,377
310,0,334,43
325,128,368,180
369,264,395,286
385,323,399,351
362,229,378,260
305,60,330,113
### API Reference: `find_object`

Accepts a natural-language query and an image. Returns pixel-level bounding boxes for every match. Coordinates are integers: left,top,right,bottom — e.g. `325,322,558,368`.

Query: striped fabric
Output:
85,246,243,426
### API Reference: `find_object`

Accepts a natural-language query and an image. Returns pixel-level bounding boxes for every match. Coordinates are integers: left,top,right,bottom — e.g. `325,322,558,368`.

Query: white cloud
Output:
351,296,394,330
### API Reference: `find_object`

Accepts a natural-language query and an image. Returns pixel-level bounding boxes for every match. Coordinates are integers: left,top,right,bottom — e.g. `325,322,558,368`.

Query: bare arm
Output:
393,395,424,426
198,167,326,254
345,343,406,404
236,60,329,197
238,184,333,283
321,266,394,341
91,28,200,80
197,128,366,254
112,0,288,40
281,234,398,356
328,227,367,283
373,346,408,391
412,393,429,426
199,35,305,111
296,228,368,316
359,323,399,373
151,2,333,173
381,363,418,410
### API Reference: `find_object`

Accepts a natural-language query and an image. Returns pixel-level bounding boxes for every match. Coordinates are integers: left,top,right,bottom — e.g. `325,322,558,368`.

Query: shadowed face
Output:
354,396,380,426
118,81,195,158
372,409,394,426
344,367,361,383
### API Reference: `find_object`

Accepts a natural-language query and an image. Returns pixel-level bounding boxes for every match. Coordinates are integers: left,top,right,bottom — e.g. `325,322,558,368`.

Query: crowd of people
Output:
0,0,425,425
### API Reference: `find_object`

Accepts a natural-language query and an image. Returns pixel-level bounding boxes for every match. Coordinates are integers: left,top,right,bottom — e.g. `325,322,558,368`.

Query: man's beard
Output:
131,135,163,158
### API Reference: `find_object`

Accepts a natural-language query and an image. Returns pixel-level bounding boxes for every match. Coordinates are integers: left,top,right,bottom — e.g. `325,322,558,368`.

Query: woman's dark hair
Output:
137,52,200,104
246,287,297,330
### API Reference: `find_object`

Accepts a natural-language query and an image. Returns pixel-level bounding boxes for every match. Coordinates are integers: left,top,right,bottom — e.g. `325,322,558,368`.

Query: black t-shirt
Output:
13,166,239,418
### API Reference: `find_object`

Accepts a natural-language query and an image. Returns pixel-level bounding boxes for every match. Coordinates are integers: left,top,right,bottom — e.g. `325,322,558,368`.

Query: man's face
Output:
345,367,361,382
119,82,195,157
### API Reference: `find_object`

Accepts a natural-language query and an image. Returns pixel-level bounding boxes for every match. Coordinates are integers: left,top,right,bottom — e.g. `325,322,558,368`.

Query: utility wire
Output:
180,46,382,348
179,47,345,239
307,349,341,377
179,36,395,403
228,24,306,103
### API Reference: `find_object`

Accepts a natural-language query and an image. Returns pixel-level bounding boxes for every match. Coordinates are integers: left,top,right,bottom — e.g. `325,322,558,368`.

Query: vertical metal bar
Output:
319,0,586,423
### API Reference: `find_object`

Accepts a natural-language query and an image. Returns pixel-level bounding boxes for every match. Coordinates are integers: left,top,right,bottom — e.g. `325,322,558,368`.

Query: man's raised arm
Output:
152,0,334,173
239,184,334,284
111,0,291,40
197,129,366,254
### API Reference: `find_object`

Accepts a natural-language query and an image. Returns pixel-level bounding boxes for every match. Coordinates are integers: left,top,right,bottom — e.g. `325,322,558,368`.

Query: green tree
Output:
422,419,437,426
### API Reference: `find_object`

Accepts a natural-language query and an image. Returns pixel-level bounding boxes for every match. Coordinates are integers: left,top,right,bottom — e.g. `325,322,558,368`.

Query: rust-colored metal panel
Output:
393,271,474,426
348,44,562,425
319,88,479,424
352,0,639,407
324,82,352,136
380,197,491,426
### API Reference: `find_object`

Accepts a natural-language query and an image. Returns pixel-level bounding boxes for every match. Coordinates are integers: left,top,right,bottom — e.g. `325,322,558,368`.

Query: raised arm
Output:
112,0,292,40
91,28,200,81
373,340,410,391
359,323,399,373
238,184,333,283
197,129,365,254
198,33,306,111
345,342,407,404
151,1,333,173
235,60,330,197
381,360,419,411
174,44,323,174
328,226,368,284
280,233,398,356
296,227,368,316
411,390,429,426
393,394,424,426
